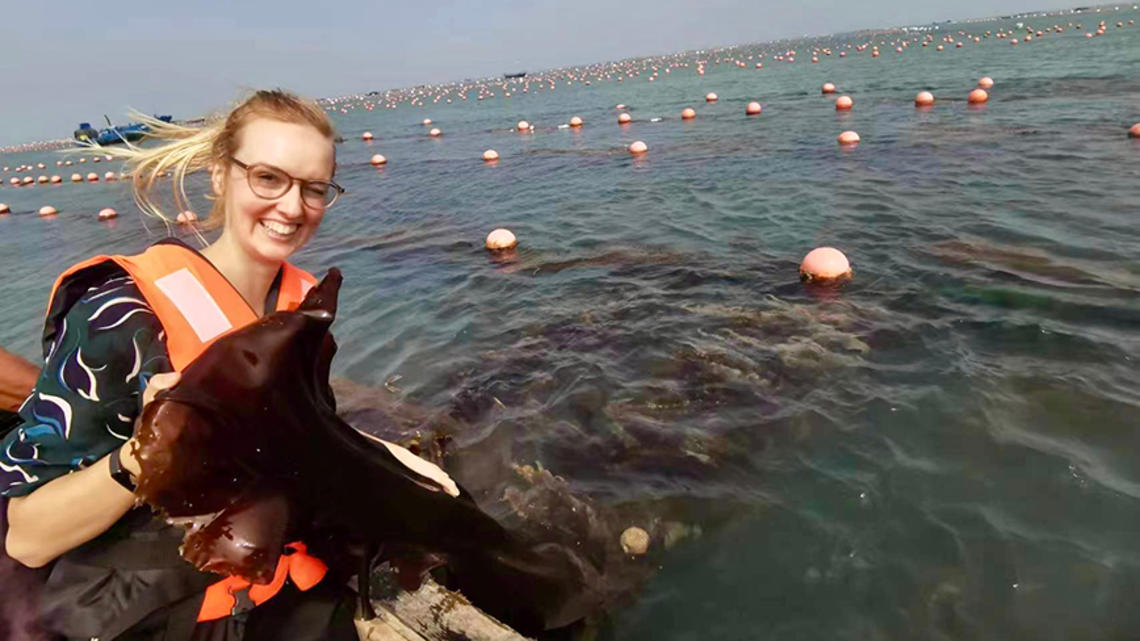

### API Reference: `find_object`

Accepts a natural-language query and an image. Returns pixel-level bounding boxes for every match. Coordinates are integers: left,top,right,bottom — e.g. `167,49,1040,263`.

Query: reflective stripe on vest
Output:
47,242,327,619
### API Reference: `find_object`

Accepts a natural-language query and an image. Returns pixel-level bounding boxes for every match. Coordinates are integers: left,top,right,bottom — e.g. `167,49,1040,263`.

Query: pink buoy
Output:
485,228,518,251
835,95,853,110
370,154,387,166
104,171,117,181
362,131,374,140
422,118,433,126
617,112,632,124
516,120,531,132
968,88,989,104
681,107,696,119
569,116,584,127
70,173,83,183
915,91,935,107
1129,123,1140,138
628,140,648,154
822,82,836,94
746,101,762,115
837,131,860,145
21,177,32,185
50,175,62,184
483,149,500,162
800,247,852,282
705,92,718,102
978,76,995,89
176,210,198,224
86,172,99,182
37,176,48,184
38,205,58,217
7,178,17,186
97,207,118,220
0,203,9,214
429,128,442,137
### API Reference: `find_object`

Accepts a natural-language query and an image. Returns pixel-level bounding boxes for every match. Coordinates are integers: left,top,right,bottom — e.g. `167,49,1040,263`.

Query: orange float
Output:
915,91,935,107
746,101,762,115
0,203,9,214
705,92,718,102
681,107,696,119
835,95,853,110
38,205,58,217
800,247,852,282
429,128,442,137
361,131,373,141
482,149,499,162
968,88,989,104
370,154,387,166
617,112,632,124
516,120,531,131
628,140,648,154
822,82,836,94
98,208,118,220
485,228,517,251
569,116,583,127
837,130,861,145
1129,123,1140,138
978,76,995,88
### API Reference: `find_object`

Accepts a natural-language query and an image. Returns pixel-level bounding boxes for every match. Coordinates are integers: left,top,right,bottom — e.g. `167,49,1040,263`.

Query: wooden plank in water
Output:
356,569,532,641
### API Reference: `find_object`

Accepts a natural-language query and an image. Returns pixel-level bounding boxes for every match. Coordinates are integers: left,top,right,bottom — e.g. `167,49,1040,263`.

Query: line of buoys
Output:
485,228,517,251
628,140,648,154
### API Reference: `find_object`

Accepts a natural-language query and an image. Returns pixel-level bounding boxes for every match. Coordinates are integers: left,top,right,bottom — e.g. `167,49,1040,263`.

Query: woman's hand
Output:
120,372,182,477
379,440,460,497
355,430,460,497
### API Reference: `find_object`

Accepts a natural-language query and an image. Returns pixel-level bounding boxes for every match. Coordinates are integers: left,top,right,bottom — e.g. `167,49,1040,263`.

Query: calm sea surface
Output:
2,8,1140,639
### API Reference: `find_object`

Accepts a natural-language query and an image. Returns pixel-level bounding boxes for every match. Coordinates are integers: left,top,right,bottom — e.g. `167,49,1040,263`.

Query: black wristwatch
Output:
109,446,138,493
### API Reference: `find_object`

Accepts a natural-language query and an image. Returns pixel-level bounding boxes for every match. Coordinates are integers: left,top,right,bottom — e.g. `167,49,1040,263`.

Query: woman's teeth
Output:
260,220,299,239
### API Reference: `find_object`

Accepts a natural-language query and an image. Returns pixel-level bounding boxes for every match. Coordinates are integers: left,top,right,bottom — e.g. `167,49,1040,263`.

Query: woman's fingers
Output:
142,372,181,408
380,441,460,497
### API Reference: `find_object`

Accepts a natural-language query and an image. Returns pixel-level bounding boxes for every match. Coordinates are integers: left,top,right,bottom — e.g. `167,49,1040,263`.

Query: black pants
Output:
116,580,359,641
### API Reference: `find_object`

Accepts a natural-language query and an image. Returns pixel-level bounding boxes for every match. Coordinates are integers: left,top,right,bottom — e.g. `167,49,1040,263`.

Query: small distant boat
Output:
73,115,173,146
504,71,527,79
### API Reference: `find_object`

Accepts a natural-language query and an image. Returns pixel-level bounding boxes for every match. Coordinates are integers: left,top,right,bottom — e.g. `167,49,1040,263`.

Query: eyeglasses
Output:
230,157,345,209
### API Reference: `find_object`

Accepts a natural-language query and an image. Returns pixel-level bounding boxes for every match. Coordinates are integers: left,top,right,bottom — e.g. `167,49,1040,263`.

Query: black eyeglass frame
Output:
230,157,345,209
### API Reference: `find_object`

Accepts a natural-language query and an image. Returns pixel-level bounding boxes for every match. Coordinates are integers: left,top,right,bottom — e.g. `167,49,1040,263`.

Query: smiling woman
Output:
0,89,437,641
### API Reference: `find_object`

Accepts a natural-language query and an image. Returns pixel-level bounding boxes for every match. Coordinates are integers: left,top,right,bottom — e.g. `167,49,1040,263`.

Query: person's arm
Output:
5,373,178,568
0,347,37,411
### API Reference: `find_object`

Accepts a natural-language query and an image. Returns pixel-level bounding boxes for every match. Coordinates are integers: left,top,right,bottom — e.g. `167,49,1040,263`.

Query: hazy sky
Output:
0,0,1083,145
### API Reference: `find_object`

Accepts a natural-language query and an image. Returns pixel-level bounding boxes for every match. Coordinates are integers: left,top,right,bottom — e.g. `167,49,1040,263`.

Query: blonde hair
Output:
85,89,336,232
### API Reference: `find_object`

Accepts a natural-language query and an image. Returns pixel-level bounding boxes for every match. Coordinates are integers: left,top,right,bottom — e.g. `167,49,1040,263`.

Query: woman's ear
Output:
210,162,225,198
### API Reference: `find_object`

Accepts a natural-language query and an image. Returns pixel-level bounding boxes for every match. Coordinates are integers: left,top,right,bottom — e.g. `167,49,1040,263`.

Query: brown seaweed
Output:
133,268,601,633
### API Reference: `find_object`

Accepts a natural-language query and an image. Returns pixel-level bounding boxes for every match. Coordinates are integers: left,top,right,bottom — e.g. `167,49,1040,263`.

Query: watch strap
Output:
108,446,138,493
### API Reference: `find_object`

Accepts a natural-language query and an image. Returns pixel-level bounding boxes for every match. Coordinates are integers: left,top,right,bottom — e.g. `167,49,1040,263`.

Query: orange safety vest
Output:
48,240,329,622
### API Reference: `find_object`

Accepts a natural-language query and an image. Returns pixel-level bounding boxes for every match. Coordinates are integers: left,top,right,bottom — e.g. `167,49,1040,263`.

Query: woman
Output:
1,89,456,641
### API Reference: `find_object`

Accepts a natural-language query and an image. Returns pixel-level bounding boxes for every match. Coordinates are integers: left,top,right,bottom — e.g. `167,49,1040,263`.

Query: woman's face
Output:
212,119,336,266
